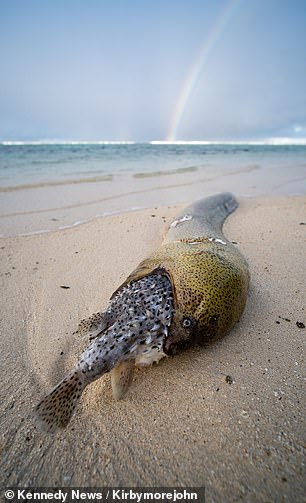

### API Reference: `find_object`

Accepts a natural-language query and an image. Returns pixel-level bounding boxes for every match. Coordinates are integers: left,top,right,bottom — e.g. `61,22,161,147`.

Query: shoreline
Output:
1,161,306,237
1,194,305,499
1,192,305,239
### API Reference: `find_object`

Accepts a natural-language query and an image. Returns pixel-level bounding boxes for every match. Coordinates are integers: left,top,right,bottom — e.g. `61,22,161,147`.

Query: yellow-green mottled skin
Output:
116,193,249,355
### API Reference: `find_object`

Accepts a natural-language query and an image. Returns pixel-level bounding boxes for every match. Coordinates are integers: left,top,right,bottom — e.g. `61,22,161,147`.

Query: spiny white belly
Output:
135,348,166,367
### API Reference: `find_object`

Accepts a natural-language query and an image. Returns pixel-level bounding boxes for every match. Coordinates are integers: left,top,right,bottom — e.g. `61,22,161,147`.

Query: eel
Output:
117,191,250,355
33,192,249,432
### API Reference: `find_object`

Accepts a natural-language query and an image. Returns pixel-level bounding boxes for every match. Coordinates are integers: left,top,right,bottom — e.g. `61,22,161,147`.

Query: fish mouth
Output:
164,312,222,355
163,339,189,356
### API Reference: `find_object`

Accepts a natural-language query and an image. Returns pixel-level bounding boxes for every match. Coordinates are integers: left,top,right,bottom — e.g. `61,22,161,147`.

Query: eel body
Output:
116,192,250,355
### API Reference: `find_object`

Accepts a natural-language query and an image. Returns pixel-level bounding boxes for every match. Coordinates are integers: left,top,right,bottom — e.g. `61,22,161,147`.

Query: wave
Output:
0,140,136,146
150,138,306,145
0,164,259,193
0,174,113,192
133,166,198,178
2,138,306,146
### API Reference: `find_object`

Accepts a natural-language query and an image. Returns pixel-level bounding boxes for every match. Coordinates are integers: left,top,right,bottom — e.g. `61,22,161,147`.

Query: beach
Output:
2,0,306,497
0,194,305,501
1,142,306,237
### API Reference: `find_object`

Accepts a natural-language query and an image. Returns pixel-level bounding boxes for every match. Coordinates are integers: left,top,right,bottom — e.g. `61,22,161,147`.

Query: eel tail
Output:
164,192,238,243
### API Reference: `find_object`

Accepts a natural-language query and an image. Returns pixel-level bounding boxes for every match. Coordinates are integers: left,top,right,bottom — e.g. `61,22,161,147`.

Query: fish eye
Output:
181,317,193,329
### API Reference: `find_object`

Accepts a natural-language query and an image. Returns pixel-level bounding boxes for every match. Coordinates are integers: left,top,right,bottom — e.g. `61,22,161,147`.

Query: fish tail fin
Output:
33,370,86,433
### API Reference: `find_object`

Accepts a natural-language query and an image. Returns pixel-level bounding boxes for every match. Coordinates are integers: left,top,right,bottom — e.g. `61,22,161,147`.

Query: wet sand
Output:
0,195,305,501
1,160,305,236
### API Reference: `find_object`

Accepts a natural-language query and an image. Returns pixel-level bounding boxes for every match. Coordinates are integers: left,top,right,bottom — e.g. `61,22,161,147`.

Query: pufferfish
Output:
33,192,249,433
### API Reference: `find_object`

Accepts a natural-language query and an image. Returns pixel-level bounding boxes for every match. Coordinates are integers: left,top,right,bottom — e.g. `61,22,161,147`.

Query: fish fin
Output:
33,370,86,434
74,311,114,340
111,360,135,400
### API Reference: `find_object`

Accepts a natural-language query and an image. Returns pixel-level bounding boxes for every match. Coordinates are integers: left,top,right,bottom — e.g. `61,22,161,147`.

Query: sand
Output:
1,159,306,237
0,195,305,501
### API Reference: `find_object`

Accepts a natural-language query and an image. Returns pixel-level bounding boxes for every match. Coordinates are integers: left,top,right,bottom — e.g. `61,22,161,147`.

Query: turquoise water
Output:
1,142,306,189
0,142,305,236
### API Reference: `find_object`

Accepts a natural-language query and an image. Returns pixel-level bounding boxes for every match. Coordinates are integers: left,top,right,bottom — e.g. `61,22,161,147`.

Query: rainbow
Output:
167,0,242,142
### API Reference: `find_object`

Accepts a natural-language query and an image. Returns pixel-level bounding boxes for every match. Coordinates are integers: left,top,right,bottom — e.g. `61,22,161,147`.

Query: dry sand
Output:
0,195,305,501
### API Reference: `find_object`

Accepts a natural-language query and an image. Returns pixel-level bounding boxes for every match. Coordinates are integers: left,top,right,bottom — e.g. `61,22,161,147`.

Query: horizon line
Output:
1,137,306,146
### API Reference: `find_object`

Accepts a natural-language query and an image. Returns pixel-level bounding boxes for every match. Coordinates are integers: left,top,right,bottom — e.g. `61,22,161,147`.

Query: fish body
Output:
34,274,173,432
33,192,249,433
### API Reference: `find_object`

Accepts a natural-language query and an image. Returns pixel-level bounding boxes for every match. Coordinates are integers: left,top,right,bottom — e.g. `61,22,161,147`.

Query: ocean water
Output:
1,142,306,188
0,142,306,236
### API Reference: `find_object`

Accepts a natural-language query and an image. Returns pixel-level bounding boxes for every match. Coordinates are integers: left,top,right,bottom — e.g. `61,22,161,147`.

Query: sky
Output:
0,0,306,142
